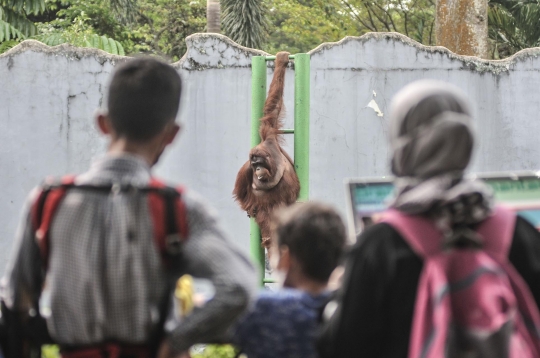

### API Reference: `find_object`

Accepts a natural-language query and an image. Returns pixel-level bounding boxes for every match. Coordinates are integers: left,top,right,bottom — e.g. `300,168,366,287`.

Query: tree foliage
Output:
338,0,436,45
135,0,206,60
488,0,540,58
262,0,435,54
0,0,129,54
108,0,137,24
0,0,42,42
30,0,205,59
2,0,540,59
263,0,355,54
222,0,267,49
31,0,128,54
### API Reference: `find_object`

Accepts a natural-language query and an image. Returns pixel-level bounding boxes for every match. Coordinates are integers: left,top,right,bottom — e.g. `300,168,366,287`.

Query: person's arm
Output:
230,303,259,349
1,188,42,313
165,190,257,354
228,292,269,355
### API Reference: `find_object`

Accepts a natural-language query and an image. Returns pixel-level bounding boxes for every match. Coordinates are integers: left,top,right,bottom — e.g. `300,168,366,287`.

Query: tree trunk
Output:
436,0,488,58
207,0,221,33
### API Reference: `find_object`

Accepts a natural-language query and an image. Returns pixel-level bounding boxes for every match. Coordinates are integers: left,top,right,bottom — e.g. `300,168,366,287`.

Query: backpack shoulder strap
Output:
31,175,76,269
146,178,190,354
30,176,190,270
381,209,443,258
476,205,516,262
147,177,189,268
382,206,517,260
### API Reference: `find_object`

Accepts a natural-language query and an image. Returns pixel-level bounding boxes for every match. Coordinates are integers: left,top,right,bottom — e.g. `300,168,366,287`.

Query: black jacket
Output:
318,216,540,358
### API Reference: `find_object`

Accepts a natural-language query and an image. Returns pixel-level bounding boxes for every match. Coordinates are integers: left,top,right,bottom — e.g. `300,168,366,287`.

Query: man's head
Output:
97,57,182,164
270,202,346,290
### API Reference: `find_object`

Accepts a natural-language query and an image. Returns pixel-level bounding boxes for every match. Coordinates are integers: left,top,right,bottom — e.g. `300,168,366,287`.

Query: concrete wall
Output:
1,33,540,269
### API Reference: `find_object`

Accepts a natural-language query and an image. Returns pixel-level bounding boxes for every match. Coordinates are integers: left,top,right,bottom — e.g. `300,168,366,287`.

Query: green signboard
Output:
347,174,540,233
487,178,540,202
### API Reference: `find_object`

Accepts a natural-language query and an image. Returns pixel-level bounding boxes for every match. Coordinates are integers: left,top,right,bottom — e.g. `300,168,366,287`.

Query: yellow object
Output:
175,274,194,317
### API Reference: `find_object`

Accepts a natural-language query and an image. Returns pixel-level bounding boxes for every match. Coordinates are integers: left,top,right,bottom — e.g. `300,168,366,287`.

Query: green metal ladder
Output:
249,54,311,285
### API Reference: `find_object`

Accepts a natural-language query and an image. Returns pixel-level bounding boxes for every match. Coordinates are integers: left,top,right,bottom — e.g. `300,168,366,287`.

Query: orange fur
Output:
233,52,300,248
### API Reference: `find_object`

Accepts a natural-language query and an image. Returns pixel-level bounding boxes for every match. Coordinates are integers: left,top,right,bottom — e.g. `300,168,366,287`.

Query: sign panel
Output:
346,172,540,238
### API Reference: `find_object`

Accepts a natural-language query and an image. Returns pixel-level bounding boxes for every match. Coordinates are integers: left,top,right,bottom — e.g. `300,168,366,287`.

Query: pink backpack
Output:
383,206,540,358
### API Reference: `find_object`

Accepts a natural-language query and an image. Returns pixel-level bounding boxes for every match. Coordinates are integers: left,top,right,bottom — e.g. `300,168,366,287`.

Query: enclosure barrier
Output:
250,54,311,285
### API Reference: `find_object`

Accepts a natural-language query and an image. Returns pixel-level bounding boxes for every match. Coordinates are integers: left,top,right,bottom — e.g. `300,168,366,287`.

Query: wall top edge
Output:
309,32,540,71
0,39,128,63
176,33,269,70
182,33,268,58
5,33,540,73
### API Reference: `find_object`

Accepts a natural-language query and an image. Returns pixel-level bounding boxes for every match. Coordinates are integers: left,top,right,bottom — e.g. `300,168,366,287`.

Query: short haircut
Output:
272,202,347,283
107,57,182,142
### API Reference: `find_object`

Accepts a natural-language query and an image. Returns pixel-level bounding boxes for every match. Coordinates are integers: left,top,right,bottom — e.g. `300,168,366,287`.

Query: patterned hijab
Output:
389,80,493,234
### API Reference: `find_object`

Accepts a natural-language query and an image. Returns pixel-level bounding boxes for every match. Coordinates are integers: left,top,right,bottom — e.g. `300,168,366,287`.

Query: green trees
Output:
264,0,354,54
32,0,127,55
0,0,43,45
222,0,267,49
489,0,540,58
0,0,206,57
135,0,205,60
262,0,435,54
263,0,540,57
2,0,540,59
339,0,436,45
1,0,127,54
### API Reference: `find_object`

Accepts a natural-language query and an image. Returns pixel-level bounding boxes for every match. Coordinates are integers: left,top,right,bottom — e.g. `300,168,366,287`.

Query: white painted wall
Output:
1,33,540,269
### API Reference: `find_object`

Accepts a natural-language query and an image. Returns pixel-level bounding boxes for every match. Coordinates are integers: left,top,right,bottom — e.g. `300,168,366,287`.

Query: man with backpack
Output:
0,57,257,358
318,80,540,358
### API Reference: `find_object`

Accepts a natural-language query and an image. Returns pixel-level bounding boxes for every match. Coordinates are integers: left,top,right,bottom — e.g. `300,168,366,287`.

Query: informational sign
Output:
351,181,394,215
484,176,540,228
346,172,540,237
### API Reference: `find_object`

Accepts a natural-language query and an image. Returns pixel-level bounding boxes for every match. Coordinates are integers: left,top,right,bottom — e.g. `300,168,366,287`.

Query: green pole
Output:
251,56,266,283
294,54,310,201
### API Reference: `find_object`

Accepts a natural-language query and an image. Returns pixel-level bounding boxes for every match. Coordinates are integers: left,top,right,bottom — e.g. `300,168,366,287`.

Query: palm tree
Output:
207,0,221,33
489,0,540,58
222,0,266,49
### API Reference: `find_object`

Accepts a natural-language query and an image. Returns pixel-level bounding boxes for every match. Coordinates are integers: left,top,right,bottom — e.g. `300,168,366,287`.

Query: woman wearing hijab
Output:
318,80,540,358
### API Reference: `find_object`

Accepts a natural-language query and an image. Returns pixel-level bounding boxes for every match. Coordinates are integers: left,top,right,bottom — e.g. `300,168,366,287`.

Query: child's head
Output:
97,57,182,164
271,202,346,289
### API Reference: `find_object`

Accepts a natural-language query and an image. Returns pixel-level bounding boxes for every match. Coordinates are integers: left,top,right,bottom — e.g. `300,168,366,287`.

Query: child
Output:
232,202,346,358
1,57,256,358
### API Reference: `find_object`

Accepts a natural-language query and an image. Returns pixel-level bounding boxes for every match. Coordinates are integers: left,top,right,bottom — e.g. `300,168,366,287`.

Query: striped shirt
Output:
1,154,257,353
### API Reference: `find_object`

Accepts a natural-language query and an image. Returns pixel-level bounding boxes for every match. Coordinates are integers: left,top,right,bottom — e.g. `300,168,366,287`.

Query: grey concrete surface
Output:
1,33,540,270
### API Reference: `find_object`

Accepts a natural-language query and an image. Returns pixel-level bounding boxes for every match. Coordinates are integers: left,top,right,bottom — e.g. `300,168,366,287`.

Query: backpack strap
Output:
31,176,189,271
476,206,516,262
147,178,189,269
145,178,190,355
381,206,516,259
31,175,77,269
381,209,443,258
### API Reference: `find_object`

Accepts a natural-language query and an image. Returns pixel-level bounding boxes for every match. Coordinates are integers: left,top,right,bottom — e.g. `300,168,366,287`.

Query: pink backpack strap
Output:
381,206,516,259
381,209,443,258
476,206,516,262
